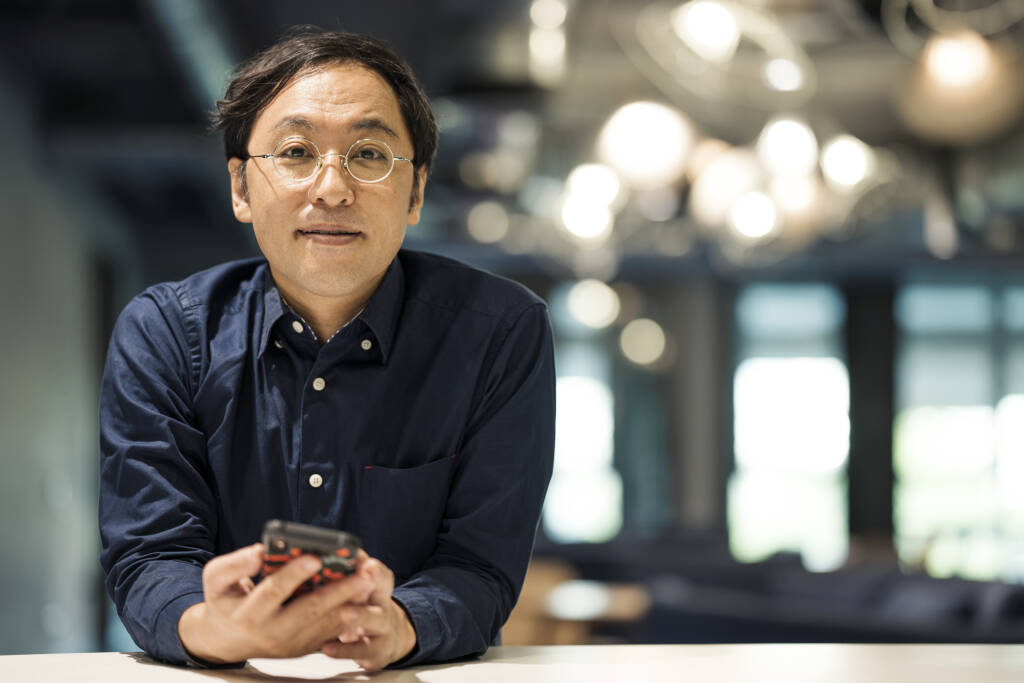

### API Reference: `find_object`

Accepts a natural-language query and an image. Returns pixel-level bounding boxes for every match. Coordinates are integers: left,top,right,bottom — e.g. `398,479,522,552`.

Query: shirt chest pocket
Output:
353,454,457,582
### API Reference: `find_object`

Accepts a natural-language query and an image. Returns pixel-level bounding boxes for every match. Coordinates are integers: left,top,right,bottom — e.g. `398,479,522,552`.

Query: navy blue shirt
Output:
98,249,556,666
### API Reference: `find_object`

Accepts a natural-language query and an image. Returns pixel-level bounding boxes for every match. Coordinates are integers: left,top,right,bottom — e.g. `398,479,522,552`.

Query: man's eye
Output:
356,148,386,161
278,145,314,159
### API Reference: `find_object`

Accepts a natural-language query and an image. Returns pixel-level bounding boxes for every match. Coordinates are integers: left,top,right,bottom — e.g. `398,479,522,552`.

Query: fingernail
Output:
301,555,321,571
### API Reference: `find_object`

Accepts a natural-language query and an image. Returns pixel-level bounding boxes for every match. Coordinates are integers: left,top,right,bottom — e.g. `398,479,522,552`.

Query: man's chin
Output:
268,267,360,300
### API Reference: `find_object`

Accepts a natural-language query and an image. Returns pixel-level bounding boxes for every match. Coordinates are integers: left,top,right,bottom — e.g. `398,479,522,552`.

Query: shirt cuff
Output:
154,591,244,669
390,587,442,667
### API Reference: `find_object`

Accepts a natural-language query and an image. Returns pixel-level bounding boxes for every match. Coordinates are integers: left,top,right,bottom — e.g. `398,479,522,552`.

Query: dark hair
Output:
211,28,438,179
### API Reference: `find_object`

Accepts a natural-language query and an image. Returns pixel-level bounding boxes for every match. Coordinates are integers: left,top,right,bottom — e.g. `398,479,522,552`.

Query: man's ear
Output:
406,166,428,226
228,158,252,223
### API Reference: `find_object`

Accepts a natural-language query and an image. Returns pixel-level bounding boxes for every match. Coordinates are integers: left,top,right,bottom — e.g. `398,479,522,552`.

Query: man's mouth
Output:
299,229,361,236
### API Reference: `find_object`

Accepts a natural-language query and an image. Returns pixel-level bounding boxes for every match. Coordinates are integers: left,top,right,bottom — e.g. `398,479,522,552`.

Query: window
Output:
894,284,1024,581
729,284,849,571
543,284,622,542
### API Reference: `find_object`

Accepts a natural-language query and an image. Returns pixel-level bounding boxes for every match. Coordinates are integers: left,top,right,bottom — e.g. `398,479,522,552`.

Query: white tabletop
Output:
4,644,1024,682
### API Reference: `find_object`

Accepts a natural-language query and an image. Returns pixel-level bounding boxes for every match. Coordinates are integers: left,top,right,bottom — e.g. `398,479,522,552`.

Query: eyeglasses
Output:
248,137,413,184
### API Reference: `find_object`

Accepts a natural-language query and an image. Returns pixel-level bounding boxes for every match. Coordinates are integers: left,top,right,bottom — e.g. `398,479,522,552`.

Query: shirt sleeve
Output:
390,301,556,666
98,286,218,665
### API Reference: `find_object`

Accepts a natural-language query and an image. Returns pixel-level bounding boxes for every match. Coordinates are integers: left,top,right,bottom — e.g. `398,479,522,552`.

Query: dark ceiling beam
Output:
144,0,238,113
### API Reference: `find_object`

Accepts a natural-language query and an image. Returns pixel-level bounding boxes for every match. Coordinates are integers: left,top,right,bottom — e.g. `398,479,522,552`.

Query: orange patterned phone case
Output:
258,519,361,598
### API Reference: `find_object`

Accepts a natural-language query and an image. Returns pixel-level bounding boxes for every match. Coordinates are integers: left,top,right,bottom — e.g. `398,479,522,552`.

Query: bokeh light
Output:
729,191,778,240
757,118,818,176
561,195,613,242
923,31,993,90
620,318,667,366
530,0,567,29
529,26,567,86
763,58,805,92
671,1,741,64
566,163,626,212
597,101,695,189
466,201,510,243
567,279,621,329
770,174,820,218
820,135,875,189
689,147,761,226
635,187,680,222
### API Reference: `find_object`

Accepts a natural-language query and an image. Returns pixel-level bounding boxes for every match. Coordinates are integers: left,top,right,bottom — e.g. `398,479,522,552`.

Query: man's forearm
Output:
391,564,513,666
103,557,207,666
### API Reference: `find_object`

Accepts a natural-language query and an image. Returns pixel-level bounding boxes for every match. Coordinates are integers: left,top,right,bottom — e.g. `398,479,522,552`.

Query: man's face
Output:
228,62,426,304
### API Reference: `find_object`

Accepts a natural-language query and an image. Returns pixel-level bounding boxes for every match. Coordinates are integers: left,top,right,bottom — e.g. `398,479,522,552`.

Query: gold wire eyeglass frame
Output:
248,136,413,184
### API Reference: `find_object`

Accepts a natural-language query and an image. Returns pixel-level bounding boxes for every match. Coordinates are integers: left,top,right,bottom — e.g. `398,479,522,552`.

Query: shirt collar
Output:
256,257,405,363
358,256,404,364
257,264,287,359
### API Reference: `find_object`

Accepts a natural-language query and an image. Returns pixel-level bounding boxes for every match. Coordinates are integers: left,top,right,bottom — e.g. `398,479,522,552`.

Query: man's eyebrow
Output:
350,118,399,140
268,116,400,140
271,116,316,132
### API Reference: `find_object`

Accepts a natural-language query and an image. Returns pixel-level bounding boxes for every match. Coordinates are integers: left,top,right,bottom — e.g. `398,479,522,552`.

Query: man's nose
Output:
308,153,355,206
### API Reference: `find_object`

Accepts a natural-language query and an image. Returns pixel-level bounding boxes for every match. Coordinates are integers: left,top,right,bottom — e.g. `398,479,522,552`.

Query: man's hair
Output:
211,28,438,183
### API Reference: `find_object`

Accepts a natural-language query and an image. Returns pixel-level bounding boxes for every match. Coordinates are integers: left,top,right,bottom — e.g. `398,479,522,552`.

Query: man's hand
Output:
321,551,417,671
178,544,374,664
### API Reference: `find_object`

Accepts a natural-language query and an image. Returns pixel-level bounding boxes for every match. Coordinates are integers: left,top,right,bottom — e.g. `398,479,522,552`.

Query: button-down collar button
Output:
312,377,326,391
273,339,283,349
360,338,373,351
291,320,304,334
308,473,323,488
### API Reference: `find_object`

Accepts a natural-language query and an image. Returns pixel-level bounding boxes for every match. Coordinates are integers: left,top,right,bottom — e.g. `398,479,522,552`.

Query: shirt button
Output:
312,377,326,391
308,473,323,488
273,339,283,349
361,339,373,351
292,320,304,334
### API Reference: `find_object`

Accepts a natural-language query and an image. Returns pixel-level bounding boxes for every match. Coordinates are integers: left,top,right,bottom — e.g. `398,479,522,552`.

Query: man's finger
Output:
322,638,389,670
288,571,374,616
241,553,323,619
358,557,394,605
338,604,389,637
202,544,264,598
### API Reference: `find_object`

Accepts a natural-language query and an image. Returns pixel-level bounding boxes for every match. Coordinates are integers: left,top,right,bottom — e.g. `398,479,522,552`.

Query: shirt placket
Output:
286,323,335,526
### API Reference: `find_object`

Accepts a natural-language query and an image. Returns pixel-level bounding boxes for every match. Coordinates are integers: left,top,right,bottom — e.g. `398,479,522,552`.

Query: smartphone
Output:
258,519,362,597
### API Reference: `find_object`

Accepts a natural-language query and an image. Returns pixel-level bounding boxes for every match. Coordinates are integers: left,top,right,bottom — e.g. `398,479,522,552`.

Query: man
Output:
99,29,555,670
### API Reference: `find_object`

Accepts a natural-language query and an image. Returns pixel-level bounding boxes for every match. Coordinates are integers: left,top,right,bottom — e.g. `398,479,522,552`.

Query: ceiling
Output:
2,0,1023,285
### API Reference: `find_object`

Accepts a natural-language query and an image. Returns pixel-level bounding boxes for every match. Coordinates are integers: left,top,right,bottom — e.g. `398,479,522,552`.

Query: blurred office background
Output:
3,0,1024,654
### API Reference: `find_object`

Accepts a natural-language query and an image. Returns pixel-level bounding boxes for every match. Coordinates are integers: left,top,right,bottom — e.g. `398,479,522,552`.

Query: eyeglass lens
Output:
272,138,395,183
